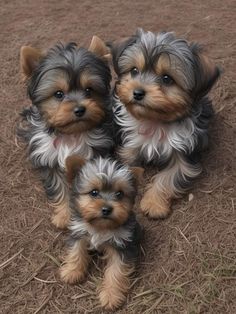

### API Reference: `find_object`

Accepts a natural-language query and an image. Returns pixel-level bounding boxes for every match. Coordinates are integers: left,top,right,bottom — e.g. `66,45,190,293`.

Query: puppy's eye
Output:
85,87,92,97
89,189,99,197
115,191,124,200
131,67,139,77
54,90,64,100
161,74,174,86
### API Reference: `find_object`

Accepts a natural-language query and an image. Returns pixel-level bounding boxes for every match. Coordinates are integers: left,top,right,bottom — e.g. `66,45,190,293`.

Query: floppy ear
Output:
88,35,111,61
108,35,137,75
65,155,85,185
191,44,221,99
20,46,44,80
130,167,144,185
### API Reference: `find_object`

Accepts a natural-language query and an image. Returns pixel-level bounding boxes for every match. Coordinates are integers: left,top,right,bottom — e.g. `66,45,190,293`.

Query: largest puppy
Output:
19,37,112,228
111,29,220,218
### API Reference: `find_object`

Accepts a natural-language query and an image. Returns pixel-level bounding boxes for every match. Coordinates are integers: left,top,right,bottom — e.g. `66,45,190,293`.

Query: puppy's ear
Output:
191,44,221,99
88,35,111,61
65,155,85,185
130,167,144,185
108,35,137,75
20,46,44,80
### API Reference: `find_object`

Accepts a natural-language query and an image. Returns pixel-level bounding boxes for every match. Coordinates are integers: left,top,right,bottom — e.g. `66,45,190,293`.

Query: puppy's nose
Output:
74,106,86,117
133,89,145,101
101,206,113,217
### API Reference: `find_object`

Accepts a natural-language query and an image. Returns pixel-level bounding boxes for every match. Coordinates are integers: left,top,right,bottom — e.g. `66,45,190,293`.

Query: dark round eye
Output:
85,87,92,97
131,67,139,77
54,90,64,99
115,191,124,199
89,189,99,197
161,74,174,86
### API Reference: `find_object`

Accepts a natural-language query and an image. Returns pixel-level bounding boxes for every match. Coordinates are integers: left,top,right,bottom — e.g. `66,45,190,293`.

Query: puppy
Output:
60,155,143,310
18,36,113,228
110,28,221,218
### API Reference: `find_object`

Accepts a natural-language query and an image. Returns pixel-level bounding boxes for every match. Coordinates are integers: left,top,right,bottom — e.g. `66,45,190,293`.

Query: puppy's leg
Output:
99,246,134,310
140,153,202,218
42,167,70,229
60,239,90,284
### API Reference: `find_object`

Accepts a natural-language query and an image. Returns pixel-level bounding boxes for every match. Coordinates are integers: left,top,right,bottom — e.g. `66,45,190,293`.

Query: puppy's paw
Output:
99,287,125,310
51,210,70,229
59,264,86,284
140,189,170,219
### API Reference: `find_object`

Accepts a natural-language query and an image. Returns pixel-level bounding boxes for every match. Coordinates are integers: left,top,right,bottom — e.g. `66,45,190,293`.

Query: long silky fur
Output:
113,95,213,167
18,42,113,214
112,29,219,194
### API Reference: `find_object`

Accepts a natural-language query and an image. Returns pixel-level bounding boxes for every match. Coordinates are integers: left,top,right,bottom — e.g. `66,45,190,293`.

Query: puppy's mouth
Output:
88,216,113,223
55,117,86,128
127,99,168,115
131,100,146,107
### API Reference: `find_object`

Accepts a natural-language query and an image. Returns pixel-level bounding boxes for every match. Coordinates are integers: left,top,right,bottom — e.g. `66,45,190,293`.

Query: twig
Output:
0,248,24,269
34,276,57,284
33,290,53,314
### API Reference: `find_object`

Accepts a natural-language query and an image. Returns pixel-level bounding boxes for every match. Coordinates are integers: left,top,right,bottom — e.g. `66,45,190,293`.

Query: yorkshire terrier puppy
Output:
60,155,143,310
18,37,113,229
110,28,221,219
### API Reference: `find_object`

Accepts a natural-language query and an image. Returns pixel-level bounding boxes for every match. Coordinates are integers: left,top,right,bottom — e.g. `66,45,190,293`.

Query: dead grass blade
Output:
0,248,24,269
33,289,53,314
44,252,61,267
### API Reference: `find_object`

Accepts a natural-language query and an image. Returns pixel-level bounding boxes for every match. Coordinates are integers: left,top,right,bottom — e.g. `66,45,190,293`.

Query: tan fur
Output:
155,53,189,88
77,195,131,230
112,178,136,196
20,46,44,79
140,183,171,218
51,197,70,229
41,98,105,134
116,75,189,122
130,167,144,184
118,146,140,165
140,153,201,218
88,35,110,57
116,49,146,73
60,239,90,284
37,73,69,101
65,155,85,184
98,245,134,310
134,52,146,71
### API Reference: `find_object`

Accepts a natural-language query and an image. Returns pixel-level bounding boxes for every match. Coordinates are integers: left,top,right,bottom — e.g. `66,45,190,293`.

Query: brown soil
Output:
0,0,235,313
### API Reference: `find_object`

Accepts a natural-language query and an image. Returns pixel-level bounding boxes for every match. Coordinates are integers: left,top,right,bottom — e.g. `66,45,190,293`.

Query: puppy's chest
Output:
70,221,132,251
30,131,95,169
114,102,196,161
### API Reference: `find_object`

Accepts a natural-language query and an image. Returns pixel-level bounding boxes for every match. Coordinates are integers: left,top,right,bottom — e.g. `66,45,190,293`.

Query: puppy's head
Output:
111,29,220,122
20,37,111,134
66,155,143,231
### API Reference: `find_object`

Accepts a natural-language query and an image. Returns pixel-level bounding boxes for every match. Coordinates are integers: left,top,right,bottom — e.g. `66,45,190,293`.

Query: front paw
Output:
59,264,86,284
140,189,171,219
51,210,70,229
99,287,126,310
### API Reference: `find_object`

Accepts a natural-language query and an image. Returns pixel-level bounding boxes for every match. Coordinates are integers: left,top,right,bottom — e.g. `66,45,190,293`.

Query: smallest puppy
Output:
60,156,143,310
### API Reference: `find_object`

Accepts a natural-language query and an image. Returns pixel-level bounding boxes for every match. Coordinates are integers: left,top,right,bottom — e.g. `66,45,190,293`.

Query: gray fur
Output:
112,29,220,192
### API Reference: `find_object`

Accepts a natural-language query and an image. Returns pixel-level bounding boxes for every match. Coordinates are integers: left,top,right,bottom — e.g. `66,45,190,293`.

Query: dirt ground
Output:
0,0,235,313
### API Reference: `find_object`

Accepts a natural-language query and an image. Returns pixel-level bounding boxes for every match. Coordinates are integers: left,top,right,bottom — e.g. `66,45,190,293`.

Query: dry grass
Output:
0,0,236,313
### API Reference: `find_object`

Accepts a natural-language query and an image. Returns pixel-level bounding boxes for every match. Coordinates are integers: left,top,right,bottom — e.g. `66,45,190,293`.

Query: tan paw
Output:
51,210,70,229
99,287,125,310
59,264,86,284
140,190,170,219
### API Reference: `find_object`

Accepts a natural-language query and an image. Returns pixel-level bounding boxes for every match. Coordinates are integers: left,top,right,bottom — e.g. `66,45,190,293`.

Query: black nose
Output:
74,106,86,117
133,89,145,101
101,206,113,217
